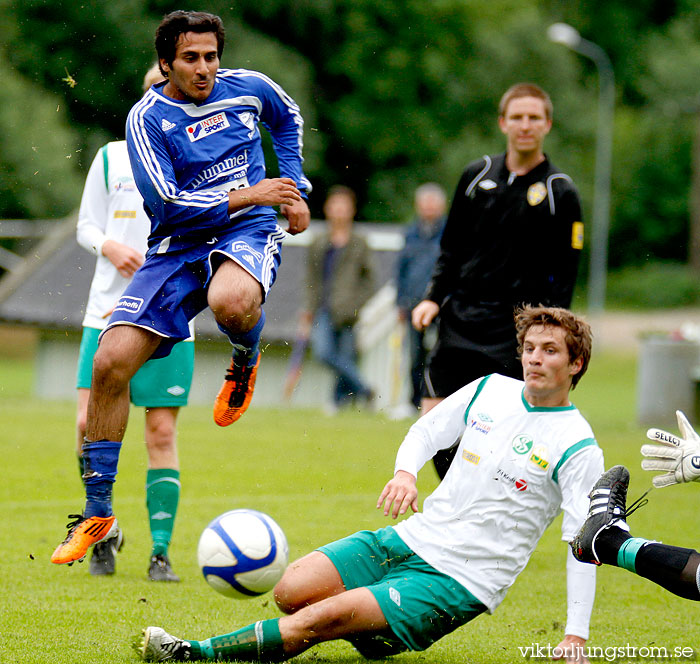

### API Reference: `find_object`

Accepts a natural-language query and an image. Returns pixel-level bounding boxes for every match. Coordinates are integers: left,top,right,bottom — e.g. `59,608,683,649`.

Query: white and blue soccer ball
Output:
197,509,289,599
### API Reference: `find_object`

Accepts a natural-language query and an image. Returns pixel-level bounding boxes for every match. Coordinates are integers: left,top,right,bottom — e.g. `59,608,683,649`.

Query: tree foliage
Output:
2,0,700,275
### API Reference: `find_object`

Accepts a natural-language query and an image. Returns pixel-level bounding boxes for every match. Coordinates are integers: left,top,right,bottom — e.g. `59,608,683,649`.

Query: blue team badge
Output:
237,112,258,140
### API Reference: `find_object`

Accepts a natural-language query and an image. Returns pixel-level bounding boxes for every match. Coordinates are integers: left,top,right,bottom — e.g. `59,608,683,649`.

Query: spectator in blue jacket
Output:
396,183,447,410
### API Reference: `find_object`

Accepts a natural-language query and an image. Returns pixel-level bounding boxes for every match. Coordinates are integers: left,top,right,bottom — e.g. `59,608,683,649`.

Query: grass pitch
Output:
0,351,698,664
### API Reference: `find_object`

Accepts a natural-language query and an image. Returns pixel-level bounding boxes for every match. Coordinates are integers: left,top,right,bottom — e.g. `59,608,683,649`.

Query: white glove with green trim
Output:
643,410,700,487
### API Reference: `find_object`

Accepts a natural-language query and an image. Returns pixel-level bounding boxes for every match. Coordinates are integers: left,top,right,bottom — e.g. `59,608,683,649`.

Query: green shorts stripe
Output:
318,526,486,653
76,327,194,407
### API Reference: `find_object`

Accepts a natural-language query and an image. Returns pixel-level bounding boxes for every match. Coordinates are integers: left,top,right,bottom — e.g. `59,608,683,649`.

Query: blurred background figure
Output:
395,183,447,411
412,83,583,478
299,186,375,413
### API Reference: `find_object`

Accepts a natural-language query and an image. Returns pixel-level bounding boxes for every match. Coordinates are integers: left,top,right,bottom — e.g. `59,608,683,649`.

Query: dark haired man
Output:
412,83,583,478
52,10,311,566
135,306,603,663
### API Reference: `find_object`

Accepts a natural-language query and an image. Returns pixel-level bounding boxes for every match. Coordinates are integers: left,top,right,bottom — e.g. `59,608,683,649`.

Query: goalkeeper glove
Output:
642,410,700,487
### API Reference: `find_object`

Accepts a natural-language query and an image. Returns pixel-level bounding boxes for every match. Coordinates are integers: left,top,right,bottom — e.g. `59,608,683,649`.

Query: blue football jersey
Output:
126,68,311,249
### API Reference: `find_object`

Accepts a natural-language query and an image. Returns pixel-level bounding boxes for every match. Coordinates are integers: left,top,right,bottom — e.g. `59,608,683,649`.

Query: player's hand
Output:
280,196,310,235
411,300,439,331
643,410,700,487
229,178,302,213
101,240,144,278
377,470,418,519
552,635,588,664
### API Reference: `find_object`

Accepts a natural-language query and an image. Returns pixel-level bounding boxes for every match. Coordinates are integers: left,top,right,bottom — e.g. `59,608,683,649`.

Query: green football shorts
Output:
76,327,194,407
318,526,486,653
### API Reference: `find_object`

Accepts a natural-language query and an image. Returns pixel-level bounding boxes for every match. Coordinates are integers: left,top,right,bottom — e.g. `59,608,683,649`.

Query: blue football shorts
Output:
76,327,194,407
102,215,286,359
318,526,487,653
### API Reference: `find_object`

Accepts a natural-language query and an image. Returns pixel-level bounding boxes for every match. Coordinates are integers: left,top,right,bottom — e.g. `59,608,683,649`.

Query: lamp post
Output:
548,22,614,314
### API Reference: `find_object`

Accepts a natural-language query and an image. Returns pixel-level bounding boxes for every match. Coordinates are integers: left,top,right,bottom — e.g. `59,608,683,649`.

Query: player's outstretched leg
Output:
134,620,287,662
573,466,700,600
571,465,633,564
52,439,121,564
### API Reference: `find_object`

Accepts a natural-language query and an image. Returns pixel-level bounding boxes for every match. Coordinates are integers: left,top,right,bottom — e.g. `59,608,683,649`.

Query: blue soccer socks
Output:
82,439,121,518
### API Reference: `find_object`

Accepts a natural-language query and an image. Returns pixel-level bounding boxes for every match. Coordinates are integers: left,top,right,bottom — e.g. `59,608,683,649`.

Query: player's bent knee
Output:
91,348,132,388
273,575,306,614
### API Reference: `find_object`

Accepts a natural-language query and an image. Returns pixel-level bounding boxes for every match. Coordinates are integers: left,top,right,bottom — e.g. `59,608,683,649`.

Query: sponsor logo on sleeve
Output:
186,112,230,142
114,296,144,314
571,221,584,250
527,182,547,206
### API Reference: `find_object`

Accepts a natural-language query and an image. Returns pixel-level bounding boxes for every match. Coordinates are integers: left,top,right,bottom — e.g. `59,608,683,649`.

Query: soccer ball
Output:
197,509,289,599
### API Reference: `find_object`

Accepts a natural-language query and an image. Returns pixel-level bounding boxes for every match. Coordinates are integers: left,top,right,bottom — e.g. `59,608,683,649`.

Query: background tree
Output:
3,0,700,298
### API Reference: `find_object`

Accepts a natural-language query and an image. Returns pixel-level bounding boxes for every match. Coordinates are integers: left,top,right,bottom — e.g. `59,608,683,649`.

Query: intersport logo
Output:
186,112,230,142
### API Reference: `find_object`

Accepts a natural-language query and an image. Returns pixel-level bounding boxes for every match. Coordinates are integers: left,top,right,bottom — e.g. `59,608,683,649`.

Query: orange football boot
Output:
213,355,260,427
51,513,116,565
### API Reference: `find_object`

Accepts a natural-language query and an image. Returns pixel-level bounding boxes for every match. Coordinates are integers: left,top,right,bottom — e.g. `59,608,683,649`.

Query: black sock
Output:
594,526,632,566
634,545,700,601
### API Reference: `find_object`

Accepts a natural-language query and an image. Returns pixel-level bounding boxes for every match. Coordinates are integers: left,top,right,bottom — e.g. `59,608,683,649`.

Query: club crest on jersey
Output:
527,182,547,206
238,111,258,139
186,112,230,142
512,434,534,455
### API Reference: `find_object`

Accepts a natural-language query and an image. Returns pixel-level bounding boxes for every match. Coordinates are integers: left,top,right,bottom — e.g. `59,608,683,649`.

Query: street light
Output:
548,22,615,314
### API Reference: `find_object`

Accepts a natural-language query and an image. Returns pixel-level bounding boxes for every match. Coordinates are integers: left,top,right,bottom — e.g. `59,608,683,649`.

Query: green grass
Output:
0,352,698,664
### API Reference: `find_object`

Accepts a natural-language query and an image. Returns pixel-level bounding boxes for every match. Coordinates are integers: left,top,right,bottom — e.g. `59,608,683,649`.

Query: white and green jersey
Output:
77,141,151,329
393,373,604,614
77,141,195,338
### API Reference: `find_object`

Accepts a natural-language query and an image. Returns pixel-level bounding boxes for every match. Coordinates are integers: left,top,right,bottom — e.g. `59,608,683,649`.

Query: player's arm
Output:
557,444,604,653
547,181,583,307
76,146,111,256
252,72,312,235
77,145,144,278
423,167,475,308
642,410,700,487
378,382,478,517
